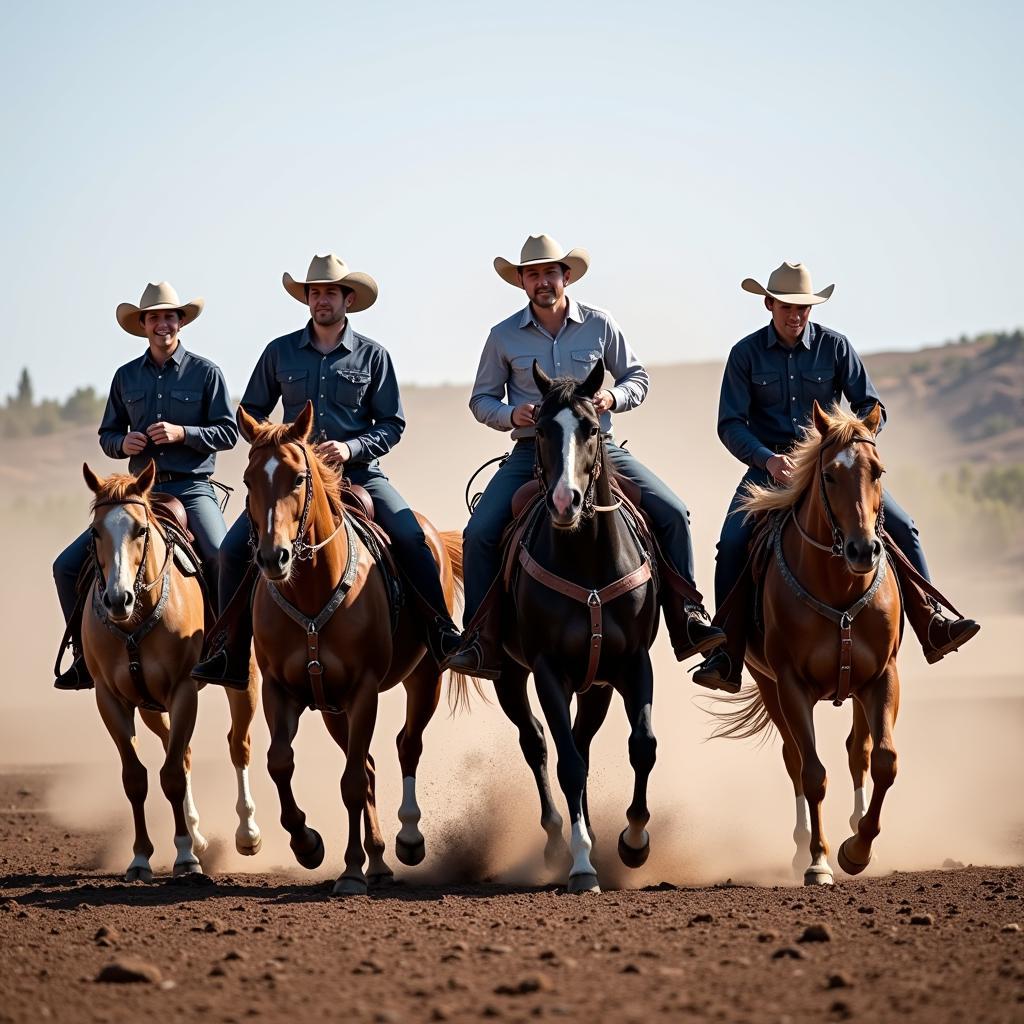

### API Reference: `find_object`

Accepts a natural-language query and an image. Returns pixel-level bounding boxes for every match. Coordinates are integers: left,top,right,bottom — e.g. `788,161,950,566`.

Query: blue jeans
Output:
462,439,698,622
713,467,931,608
52,478,227,622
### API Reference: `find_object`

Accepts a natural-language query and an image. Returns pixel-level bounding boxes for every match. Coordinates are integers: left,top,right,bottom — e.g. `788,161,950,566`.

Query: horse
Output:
237,400,469,896
81,460,262,882
494,360,661,894
710,400,901,885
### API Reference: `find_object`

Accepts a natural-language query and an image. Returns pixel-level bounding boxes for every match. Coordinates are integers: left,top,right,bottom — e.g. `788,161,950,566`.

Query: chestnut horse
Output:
82,461,262,881
238,401,469,895
711,401,901,885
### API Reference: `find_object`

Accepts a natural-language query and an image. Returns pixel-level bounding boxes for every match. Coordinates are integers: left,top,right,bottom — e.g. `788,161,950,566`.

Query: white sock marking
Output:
850,785,868,832
569,817,596,878
235,765,261,847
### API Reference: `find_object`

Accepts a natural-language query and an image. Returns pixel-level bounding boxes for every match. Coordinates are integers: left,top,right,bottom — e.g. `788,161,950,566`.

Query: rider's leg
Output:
603,442,724,660
52,529,94,690
165,479,228,596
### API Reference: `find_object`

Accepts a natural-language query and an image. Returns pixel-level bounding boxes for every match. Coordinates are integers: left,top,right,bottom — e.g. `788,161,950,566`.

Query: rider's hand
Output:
511,403,537,428
315,440,351,466
766,453,796,484
122,431,149,455
146,422,185,445
593,389,616,415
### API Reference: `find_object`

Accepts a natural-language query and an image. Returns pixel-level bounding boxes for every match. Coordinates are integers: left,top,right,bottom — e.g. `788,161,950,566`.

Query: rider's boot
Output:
54,595,94,691
191,570,256,690
440,579,503,681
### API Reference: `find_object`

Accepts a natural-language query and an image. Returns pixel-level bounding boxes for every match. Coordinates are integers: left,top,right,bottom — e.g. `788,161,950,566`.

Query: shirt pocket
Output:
801,371,837,410
569,348,603,381
169,388,202,426
509,355,537,394
335,369,371,409
275,369,309,407
750,371,783,408
123,390,147,430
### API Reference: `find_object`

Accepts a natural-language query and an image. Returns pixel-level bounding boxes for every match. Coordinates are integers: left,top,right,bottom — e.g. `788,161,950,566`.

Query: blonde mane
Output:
246,420,344,511
740,404,877,518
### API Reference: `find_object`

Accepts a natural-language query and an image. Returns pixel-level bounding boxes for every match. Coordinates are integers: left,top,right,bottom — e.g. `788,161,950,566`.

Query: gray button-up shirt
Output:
98,343,237,477
469,298,649,440
240,320,404,465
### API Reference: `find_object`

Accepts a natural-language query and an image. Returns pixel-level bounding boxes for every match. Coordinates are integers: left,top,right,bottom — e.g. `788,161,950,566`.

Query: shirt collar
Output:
144,341,186,370
299,319,353,353
765,321,812,351
518,297,582,330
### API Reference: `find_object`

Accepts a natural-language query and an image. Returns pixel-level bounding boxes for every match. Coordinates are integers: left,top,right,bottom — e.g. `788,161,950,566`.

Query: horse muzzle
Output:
256,544,292,580
844,536,883,575
547,484,583,529
102,587,135,622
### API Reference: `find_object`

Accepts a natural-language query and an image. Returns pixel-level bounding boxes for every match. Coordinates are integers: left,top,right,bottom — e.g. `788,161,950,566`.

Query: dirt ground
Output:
1,770,1021,1024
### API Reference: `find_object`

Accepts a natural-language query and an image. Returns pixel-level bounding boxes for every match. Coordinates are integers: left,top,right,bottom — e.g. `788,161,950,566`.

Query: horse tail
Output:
703,685,777,745
438,529,487,713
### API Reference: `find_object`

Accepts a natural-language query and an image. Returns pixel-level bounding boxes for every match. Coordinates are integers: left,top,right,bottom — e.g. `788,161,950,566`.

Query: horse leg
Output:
334,684,379,896
775,673,832,886
572,684,614,847
394,658,442,868
161,681,204,877
616,653,657,869
838,663,899,875
96,688,154,882
846,698,872,834
494,657,569,870
534,655,599,894
263,677,324,869
226,674,263,856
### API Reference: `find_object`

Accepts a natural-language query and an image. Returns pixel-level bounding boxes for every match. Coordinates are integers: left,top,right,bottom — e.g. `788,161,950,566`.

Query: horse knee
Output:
801,761,827,804
267,745,294,780
122,764,148,803
159,762,186,803
628,730,657,773
555,753,587,797
871,746,897,788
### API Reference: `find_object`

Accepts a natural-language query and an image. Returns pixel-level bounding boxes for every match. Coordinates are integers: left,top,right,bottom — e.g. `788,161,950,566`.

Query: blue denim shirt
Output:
240,321,404,465
718,322,885,470
98,343,237,477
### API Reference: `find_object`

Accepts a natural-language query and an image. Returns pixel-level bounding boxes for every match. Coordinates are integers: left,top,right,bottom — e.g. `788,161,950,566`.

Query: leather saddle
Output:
339,479,375,522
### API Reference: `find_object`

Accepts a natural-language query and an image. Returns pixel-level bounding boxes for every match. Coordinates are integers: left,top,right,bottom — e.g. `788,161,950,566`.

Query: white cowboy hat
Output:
116,282,204,337
741,262,834,305
282,253,378,313
493,234,590,288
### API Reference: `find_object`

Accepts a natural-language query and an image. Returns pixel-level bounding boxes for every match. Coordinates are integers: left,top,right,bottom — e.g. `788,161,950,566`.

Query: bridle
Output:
90,499,174,606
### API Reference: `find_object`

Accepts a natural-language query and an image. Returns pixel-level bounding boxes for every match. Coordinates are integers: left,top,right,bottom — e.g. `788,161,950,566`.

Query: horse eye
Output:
823,472,836,485
294,473,306,489
589,426,599,437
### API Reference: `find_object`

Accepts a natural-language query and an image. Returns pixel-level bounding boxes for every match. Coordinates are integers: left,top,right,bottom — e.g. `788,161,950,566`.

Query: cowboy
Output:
52,282,237,691
443,234,724,680
692,262,980,692
192,253,465,687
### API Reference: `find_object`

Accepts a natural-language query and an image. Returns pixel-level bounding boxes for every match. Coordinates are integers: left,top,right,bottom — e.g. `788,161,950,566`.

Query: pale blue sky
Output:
1,0,1020,400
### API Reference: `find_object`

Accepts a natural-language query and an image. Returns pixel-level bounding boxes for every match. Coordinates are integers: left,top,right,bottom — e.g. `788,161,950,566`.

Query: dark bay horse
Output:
711,401,901,885
237,401,469,895
82,461,262,881
496,360,661,893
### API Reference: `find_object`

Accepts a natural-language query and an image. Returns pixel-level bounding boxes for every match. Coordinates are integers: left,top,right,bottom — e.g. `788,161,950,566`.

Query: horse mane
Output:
90,474,153,513
740,404,876,517
537,376,599,423
246,420,344,511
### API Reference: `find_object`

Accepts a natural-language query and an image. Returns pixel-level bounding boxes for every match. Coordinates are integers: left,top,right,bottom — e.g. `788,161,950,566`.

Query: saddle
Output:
339,479,376,523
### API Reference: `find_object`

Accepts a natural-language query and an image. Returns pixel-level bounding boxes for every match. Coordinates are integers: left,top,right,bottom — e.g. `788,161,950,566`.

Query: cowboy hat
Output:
282,253,378,313
116,282,204,337
494,234,590,288
741,262,834,305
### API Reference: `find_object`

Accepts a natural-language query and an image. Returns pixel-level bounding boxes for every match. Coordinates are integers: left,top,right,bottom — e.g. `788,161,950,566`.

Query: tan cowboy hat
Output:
282,253,378,313
116,282,204,337
741,262,834,305
494,234,590,288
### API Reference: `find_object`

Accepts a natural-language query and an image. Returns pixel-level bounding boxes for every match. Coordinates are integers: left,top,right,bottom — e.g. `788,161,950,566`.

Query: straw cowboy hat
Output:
741,262,834,305
282,253,378,313
116,282,204,337
494,234,590,288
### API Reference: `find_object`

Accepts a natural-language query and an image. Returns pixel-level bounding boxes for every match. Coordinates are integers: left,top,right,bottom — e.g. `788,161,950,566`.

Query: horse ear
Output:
579,357,605,399
863,402,883,436
288,400,315,443
134,459,157,495
237,404,259,444
532,360,552,396
811,399,830,437
83,462,103,494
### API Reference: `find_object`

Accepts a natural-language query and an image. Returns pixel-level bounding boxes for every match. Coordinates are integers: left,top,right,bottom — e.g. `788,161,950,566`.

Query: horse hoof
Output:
235,832,263,857
293,829,325,870
396,837,425,867
125,866,153,884
172,861,204,878
838,838,871,876
617,828,650,869
803,867,834,886
567,872,601,895
333,875,368,897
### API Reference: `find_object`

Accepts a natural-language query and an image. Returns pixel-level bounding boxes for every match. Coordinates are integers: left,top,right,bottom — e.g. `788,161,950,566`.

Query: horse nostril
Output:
276,550,290,571
571,490,583,510
872,539,882,558
101,591,112,609
845,541,859,561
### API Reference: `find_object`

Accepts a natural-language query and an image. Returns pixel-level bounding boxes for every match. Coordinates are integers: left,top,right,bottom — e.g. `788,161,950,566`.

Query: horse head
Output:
83,459,157,622
532,357,605,530
811,400,886,574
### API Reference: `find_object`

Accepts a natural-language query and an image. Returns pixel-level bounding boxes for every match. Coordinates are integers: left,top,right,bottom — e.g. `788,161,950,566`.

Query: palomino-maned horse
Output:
237,400,469,896
495,360,660,894
82,461,263,881
711,401,901,885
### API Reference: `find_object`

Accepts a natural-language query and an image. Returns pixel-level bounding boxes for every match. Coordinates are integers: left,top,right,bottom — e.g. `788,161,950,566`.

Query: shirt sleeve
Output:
838,335,887,436
98,371,130,460
602,313,649,413
344,348,406,463
182,366,239,454
717,343,774,470
468,327,515,431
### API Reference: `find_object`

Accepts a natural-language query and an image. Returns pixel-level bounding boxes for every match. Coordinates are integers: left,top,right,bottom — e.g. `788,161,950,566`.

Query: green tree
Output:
13,367,33,407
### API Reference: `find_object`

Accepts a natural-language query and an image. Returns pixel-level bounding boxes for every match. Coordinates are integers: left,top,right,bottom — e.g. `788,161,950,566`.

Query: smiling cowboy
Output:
692,262,980,693
443,234,724,679
193,253,465,686
52,282,237,691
